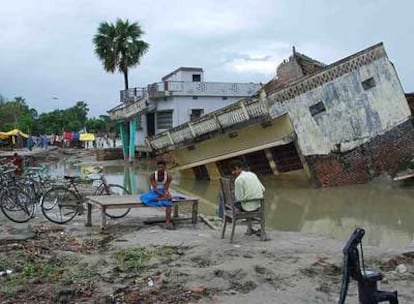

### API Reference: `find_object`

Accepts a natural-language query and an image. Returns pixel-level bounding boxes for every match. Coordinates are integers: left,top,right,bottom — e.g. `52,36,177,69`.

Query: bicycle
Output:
40,167,130,224
22,166,57,217
0,161,58,224
0,166,34,223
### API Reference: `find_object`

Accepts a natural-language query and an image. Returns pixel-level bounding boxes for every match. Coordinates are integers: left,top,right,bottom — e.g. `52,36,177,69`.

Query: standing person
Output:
140,160,174,229
229,159,265,234
27,136,34,151
12,152,24,176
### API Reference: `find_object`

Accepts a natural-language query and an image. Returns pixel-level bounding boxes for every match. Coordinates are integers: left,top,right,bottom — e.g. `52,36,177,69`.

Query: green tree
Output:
93,18,149,90
0,96,117,137
34,101,89,134
86,115,118,135
0,97,37,133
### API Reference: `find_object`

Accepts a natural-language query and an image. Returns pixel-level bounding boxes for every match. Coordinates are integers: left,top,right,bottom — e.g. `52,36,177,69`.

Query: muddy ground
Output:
0,148,413,303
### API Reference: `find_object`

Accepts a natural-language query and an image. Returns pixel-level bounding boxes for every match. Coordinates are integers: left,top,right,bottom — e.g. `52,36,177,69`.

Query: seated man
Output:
230,159,265,234
141,160,174,229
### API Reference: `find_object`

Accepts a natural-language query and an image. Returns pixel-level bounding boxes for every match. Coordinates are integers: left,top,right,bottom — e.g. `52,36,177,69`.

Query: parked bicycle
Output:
40,167,130,224
0,165,34,223
0,164,56,223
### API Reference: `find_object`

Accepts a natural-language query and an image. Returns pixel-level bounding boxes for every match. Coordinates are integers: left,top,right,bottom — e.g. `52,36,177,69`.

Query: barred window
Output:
136,116,142,129
309,101,326,117
157,110,173,129
362,77,376,90
190,109,204,121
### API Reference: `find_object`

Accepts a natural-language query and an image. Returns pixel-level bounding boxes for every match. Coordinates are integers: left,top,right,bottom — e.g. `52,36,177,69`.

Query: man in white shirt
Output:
230,159,265,234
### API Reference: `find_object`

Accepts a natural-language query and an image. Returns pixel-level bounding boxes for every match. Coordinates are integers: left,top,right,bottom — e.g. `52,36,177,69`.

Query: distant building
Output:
107,67,260,160
147,43,414,187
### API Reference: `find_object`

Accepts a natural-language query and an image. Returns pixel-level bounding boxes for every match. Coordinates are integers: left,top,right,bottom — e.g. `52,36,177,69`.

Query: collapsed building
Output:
146,42,414,187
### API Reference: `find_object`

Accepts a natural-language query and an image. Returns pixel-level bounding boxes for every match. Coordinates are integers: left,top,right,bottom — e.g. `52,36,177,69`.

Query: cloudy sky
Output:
0,0,413,117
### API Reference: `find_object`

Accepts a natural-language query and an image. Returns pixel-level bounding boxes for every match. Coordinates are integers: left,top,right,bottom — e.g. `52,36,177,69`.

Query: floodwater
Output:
54,161,414,250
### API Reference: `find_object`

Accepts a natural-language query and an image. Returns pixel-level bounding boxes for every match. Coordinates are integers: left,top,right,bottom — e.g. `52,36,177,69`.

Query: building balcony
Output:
146,96,271,154
120,87,146,104
112,81,261,122
120,81,261,103
108,90,150,121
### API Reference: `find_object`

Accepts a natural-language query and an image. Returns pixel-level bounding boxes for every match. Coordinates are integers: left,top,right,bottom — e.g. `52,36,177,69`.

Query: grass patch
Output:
0,256,10,271
115,246,181,271
61,265,100,284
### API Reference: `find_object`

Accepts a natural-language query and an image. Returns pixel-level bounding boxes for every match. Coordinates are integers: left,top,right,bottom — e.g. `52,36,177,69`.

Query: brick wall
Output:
95,148,124,161
305,118,414,187
276,57,304,83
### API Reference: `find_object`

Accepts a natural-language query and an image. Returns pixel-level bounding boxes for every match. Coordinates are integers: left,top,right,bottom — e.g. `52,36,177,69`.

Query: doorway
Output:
146,113,155,137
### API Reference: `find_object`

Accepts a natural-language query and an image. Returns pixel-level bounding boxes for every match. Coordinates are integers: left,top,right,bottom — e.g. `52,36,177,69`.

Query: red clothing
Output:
12,154,23,175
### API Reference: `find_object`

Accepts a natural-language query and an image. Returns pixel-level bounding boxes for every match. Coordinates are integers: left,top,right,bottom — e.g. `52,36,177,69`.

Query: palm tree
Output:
93,19,149,90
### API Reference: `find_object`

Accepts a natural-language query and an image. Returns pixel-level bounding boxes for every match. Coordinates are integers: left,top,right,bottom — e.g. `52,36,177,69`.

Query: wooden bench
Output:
85,194,199,229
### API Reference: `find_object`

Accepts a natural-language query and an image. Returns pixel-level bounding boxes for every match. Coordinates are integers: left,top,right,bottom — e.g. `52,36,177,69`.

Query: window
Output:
136,116,142,129
192,96,198,100
192,165,210,180
362,77,376,90
156,110,173,129
309,101,326,117
192,74,201,82
190,109,204,121
222,96,228,100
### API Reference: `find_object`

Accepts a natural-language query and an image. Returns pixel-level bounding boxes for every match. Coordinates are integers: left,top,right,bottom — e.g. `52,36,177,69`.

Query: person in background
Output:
229,159,265,235
27,136,35,151
12,152,24,176
149,160,174,229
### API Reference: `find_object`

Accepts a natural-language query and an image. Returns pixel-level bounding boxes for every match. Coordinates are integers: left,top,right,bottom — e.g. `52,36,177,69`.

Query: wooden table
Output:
85,194,199,229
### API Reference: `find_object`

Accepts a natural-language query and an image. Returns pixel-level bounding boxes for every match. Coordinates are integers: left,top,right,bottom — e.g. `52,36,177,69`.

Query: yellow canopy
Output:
0,129,29,139
79,133,95,141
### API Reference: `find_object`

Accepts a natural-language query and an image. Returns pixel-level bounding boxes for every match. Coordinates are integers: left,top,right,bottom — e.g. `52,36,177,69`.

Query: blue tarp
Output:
139,190,172,207
72,132,80,141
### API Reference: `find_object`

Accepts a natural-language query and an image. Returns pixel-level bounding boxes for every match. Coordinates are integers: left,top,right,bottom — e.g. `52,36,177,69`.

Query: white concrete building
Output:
108,67,260,159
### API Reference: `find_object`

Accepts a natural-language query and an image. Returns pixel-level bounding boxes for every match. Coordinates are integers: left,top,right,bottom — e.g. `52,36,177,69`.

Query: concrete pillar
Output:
119,121,128,161
293,139,312,179
128,118,137,162
264,148,279,175
129,166,136,194
123,165,132,194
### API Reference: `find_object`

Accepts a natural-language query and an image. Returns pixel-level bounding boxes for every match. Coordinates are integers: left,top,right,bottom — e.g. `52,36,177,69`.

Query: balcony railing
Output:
120,87,146,103
120,81,261,103
147,96,270,153
113,80,261,123
109,90,149,120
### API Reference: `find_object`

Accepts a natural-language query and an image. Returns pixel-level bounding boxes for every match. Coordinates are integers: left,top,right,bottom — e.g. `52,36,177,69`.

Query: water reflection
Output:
264,178,414,248
49,161,414,249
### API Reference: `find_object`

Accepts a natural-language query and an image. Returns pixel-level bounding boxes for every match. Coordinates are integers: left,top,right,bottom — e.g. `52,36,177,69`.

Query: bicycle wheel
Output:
0,188,34,223
20,177,39,205
95,184,131,218
41,187,79,224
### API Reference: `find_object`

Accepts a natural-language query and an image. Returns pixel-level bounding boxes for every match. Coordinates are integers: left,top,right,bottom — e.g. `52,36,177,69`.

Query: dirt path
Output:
0,148,413,303
1,204,413,304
